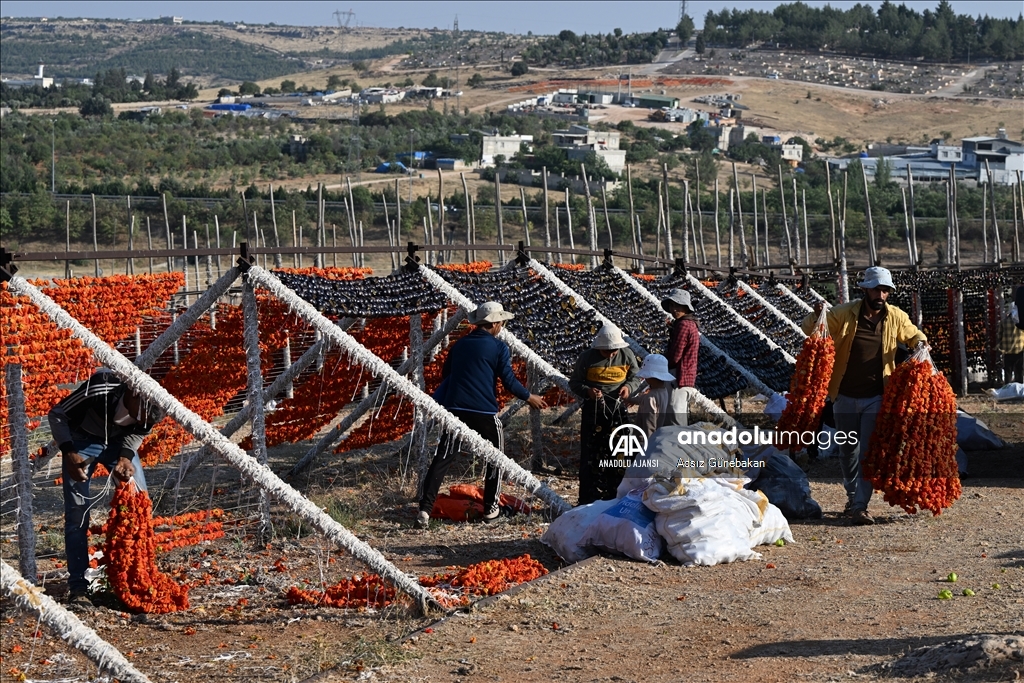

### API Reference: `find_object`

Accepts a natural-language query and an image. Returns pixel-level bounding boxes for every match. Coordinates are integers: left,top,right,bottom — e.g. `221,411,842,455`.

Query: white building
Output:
1,64,54,89
359,87,404,104
481,134,533,165
962,133,1023,185
554,125,625,173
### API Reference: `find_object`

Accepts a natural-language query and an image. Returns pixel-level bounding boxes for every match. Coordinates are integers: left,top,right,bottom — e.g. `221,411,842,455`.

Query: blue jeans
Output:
63,439,147,592
832,394,881,513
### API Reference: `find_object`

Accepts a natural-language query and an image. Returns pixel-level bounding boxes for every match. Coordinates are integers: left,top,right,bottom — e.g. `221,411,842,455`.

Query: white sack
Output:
540,499,617,563
580,489,662,562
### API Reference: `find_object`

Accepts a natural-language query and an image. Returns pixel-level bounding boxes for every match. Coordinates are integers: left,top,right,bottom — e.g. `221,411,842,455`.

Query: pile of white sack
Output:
542,424,795,567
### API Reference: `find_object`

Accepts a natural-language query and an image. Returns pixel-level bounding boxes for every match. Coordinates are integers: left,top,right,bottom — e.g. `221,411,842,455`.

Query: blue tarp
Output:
375,161,408,173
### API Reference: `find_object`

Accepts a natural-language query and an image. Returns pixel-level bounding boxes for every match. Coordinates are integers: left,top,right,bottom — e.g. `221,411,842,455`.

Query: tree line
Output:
521,28,670,67
702,0,1023,62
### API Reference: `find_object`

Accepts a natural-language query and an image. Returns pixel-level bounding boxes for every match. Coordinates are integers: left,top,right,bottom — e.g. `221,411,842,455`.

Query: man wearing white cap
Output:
626,353,676,437
569,324,641,504
417,302,548,528
805,266,927,525
662,288,699,426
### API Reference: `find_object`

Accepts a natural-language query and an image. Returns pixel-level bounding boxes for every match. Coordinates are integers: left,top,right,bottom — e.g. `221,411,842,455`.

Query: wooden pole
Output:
792,177,802,266
215,216,222,276
727,188,735,267
581,164,599,267
634,214,646,273
601,183,614,250
802,188,810,267
1014,171,1022,263
554,197,563,263
332,223,338,268
657,186,666,261
684,179,692,264
901,187,913,266
626,165,638,267
520,187,531,247
291,212,298,268
986,160,1002,263
695,167,706,266
64,201,70,279
751,173,759,267
778,166,793,273
204,224,213,287
425,189,435,265
127,215,135,276
983,173,990,263
713,178,722,267
565,189,577,262
461,172,472,264
438,169,446,263
732,162,745,265
495,171,505,265
907,165,919,264
269,183,282,268
395,177,403,253
181,216,189,304
860,162,877,265
91,193,99,277
826,164,837,261
146,217,153,275
469,194,477,263
762,189,770,267
162,193,172,273
662,163,674,259
542,167,552,263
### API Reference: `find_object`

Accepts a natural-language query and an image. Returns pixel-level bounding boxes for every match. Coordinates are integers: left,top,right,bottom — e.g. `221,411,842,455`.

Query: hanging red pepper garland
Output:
103,482,190,613
776,305,835,453
862,344,961,515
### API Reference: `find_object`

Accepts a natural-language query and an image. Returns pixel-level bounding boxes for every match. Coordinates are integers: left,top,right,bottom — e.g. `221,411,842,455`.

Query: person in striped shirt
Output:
48,370,163,609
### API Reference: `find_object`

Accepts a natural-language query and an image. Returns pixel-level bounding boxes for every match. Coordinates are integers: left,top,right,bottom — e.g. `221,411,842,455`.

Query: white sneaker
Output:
414,511,430,529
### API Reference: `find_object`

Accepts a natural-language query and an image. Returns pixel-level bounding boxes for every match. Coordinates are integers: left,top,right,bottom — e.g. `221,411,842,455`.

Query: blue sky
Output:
3,1,1021,35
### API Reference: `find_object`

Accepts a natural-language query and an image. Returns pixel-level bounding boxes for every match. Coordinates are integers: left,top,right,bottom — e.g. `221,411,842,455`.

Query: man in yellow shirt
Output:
804,267,927,525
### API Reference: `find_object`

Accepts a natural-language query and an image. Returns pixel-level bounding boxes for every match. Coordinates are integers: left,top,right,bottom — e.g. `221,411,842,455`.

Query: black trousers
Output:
578,396,627,506
1005,353,1023,384
419,409,504,516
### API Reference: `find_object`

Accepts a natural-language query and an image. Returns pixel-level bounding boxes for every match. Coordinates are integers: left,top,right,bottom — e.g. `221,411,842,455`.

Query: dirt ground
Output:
1,396,1021,683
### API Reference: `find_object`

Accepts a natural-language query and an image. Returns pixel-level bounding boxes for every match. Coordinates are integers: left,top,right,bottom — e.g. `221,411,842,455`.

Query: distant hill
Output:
0,19,453,84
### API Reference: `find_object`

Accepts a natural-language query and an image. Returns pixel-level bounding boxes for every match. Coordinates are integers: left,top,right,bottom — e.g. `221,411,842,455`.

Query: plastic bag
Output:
985,383,1024,402
955,411,1005,451
580,488,663,563
615,423,743,497
643,477,763,567
749,501,796,547
540,499,617,563
746,450,823,519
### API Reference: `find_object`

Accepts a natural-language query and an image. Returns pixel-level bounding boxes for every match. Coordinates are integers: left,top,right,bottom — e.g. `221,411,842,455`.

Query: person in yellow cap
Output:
568,324,640,504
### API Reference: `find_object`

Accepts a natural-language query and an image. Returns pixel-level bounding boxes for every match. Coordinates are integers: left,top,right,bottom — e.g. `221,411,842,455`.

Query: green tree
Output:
238,81,261,96
676,15,695,43
510,61,529,76
280,79,296,92
695,32,706,54
467,73,485,87
326,74,344,90
79,96,113,118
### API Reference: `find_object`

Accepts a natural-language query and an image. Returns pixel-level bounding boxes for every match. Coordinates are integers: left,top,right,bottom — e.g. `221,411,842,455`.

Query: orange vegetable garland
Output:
776,309,835,453
286,554,547,610
103,483,190,613
863,350,961,515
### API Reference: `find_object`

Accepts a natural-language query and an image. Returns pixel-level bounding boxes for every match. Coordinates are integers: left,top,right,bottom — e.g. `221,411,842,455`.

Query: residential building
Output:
962,133,1024,185
481,134,533,165
554,125,625,174
1,64,54,89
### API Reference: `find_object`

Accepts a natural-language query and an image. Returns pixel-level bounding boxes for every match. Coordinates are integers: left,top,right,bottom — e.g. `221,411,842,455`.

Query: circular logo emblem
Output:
608,423,649,458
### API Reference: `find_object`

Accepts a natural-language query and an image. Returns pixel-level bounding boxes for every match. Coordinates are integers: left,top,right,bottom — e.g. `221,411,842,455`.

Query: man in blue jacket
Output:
48,370,163,608
416,301,548,528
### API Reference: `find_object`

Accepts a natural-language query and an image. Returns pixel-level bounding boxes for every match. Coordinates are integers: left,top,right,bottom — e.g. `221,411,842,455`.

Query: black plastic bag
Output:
746,450,823,519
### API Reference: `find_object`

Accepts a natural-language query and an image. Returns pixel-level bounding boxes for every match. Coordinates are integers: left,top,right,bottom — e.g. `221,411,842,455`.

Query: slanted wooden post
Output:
542,167,552,263
5,360,36,584
242,273,271,541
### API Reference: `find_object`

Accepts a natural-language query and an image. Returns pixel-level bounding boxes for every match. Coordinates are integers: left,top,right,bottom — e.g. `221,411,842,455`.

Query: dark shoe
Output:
851,509,875,526
414,511,430,529
67,590,94,610
842,501,855,517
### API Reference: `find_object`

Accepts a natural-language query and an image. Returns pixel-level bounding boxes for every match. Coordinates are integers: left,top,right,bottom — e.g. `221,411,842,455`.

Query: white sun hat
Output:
592,324,630,350
636,353,676,382
469,301,515,325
